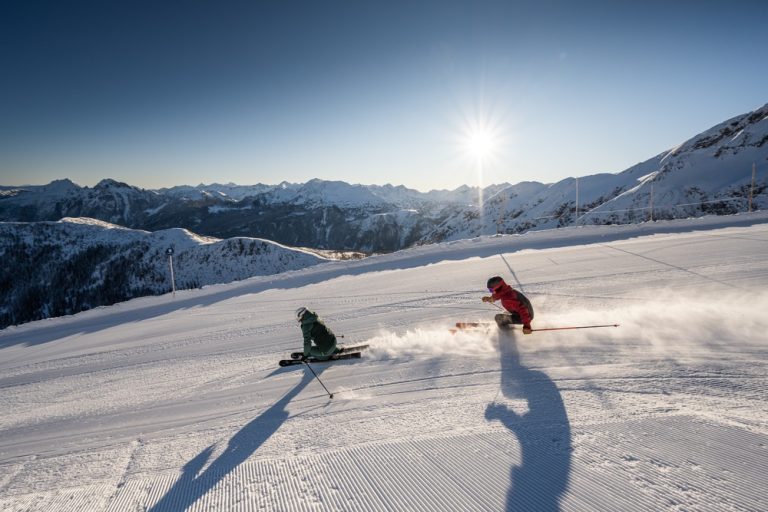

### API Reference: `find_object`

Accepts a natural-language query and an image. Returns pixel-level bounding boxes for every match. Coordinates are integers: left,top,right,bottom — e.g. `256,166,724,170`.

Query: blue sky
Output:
1,0,766,192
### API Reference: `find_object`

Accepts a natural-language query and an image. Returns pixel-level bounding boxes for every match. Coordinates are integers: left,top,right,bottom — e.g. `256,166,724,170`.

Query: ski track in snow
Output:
1,219,767,511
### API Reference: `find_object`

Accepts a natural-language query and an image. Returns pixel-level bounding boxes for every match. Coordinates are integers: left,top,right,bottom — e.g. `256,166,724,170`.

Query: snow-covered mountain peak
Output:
57,216,132,230
672,103,768,158
45,178,79,192
296,179,388,208
150,226,219,246
94,178,134,190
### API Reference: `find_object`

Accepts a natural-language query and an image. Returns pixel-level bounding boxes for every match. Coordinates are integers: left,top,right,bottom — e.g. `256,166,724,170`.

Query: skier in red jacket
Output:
482,276,534,333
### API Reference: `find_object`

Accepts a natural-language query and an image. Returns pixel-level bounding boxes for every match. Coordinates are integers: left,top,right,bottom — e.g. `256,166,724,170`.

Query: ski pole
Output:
303,361,334,399
531,324,619,332
484,300,505,311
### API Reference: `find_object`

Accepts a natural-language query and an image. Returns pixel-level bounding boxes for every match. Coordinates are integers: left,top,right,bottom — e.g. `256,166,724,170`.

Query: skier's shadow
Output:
486,333,572,511
147,367,321,512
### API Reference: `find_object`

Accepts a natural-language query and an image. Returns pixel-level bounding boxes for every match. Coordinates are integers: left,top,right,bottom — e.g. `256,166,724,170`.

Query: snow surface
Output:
1,214,768,511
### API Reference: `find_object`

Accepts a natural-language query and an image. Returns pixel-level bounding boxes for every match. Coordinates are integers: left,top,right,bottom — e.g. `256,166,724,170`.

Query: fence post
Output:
650,182,654,221
166,247,176,297
574,176,579,226
749,163,756,213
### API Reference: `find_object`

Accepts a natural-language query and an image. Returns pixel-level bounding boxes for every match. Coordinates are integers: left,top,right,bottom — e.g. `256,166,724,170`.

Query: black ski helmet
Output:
487,276,505,290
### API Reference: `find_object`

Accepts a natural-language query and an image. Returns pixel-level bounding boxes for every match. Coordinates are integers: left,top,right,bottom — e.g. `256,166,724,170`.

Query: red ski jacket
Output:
491,283,534,326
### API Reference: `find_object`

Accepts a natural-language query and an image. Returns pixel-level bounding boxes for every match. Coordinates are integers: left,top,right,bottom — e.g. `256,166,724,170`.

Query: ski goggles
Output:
488,285,504,293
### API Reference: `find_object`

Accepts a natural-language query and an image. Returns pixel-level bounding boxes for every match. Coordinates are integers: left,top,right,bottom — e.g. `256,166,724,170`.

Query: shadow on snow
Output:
147,367,322,512
485,332,572,511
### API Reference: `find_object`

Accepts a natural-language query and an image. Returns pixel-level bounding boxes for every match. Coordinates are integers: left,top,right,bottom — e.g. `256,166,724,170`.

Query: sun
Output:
460,120,501,163
465,128,495,160
453,110,508,209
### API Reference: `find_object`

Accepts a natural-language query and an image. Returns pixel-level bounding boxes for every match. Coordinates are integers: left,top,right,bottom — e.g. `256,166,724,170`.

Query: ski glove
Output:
522,324,532,335
482,296,495,303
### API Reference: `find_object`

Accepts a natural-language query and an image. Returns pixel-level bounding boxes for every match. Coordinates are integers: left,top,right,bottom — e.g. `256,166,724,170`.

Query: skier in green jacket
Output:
296,307,338,361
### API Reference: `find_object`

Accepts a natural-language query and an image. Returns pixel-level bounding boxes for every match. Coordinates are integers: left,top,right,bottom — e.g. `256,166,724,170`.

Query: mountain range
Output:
1,103,767,328
2,104,767,253
0,178,514,253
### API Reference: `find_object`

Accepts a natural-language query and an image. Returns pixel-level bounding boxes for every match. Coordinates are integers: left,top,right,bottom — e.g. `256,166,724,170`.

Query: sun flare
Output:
465,129,495,159
459,119,502,164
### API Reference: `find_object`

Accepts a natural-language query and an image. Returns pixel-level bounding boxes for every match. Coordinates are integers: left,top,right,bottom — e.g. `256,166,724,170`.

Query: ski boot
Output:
494,314,516,330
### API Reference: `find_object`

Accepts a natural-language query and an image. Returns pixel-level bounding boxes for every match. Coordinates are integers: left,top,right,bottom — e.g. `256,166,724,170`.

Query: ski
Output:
290,344,369,360
279,352,363,367
531,324,619,332
449,321,620,334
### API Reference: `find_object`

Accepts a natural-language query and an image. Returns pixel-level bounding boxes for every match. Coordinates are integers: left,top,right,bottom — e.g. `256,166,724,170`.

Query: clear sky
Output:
1,0,766,192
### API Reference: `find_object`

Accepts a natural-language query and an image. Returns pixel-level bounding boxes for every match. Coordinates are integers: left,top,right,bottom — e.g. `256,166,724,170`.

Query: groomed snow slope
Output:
1,213,767,511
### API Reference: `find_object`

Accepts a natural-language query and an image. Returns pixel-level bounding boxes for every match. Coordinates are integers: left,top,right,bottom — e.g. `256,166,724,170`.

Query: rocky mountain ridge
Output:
0,218,331,329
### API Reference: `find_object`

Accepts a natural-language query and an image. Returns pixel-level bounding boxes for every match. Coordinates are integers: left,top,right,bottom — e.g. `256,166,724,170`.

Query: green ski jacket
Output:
300,310,338,359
